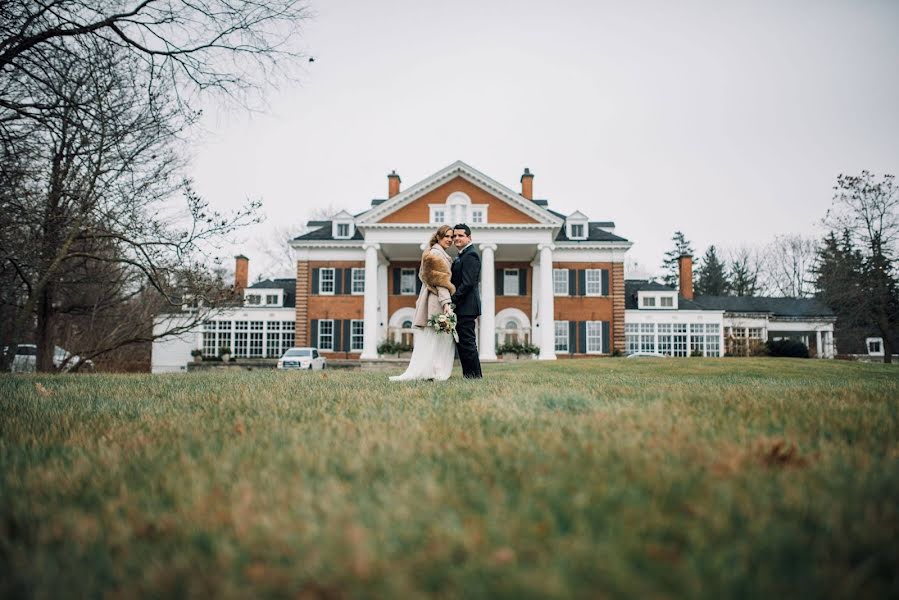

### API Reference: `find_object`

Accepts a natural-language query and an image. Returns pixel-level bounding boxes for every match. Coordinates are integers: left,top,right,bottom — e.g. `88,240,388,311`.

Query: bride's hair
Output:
427,224,453,248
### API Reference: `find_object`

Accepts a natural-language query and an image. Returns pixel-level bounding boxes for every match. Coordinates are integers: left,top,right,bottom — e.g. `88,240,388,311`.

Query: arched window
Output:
505,319,521,344
400,320,414,347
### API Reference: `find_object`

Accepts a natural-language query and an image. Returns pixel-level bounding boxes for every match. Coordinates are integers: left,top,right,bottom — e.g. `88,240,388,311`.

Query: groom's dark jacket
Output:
450,244,481,317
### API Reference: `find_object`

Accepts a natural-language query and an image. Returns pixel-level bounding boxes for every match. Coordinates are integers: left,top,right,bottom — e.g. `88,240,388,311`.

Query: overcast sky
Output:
191,0,899,280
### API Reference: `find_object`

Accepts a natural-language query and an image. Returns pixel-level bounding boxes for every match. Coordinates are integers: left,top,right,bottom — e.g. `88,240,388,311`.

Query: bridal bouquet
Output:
428,311,459,342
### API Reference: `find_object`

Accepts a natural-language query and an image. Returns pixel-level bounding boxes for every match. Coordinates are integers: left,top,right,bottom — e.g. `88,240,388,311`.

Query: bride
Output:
389,225,457,381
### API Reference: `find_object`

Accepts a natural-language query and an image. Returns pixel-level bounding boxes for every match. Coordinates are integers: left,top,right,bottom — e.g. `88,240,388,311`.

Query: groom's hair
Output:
453,223,471,237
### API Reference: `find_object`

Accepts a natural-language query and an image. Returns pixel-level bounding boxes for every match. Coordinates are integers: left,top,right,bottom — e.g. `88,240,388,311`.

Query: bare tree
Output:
759,235,819,298
0,1,311,371
253,204,349,280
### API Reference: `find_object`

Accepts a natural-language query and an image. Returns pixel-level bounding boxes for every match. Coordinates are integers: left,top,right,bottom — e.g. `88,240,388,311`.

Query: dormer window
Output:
566,211,589,240
330,210,355,239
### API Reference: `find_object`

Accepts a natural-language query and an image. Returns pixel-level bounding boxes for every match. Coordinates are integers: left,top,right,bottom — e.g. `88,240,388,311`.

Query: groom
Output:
450,223,483,379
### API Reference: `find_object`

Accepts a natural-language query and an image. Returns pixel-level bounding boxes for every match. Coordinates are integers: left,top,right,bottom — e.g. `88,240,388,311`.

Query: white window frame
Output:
553,269,569,295
318,319,334,351
265,294,278,305
586,321,603,354
642,296,656,307
350,320,364,351
336,223,350,238
571,223,585,239
585,269,603,296
660,296,674,307
554,321,569,353
400,268,417,295
503,269,520,297
319,268,335,295
351,268,365,295
246,294,262,305
432,208,446,224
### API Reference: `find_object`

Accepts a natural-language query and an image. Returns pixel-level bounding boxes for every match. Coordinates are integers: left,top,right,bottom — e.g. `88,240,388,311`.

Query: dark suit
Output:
451,244,482,378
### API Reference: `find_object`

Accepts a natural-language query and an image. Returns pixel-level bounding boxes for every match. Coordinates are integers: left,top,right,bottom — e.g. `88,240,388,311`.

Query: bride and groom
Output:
389,223,483,381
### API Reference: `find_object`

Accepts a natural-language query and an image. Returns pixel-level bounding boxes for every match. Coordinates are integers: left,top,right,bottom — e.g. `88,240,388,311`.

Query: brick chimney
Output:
235,255,249,294
678,254,693,300
520,167,534,200
388,170,401,198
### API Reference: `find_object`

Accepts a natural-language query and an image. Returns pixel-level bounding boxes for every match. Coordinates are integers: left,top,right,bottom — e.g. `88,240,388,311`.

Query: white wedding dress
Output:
388,326,455,381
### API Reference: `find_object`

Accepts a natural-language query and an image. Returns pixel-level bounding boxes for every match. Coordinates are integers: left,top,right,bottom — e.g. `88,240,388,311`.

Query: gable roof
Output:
293,222,363,241
557,222,629,242
247,278,297,307
356,161,563,226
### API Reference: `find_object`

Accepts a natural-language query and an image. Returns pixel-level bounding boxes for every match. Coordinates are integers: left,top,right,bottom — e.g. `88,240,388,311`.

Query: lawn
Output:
1,359,897,599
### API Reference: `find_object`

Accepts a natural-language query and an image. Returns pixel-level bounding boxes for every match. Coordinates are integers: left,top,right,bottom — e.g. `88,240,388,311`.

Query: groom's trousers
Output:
457,315,482,379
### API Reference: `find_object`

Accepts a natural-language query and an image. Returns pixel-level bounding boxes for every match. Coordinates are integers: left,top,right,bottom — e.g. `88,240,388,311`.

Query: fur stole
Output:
420,248,456,294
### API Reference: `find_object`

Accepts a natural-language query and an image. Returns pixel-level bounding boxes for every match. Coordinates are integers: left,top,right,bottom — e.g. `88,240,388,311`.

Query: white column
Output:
361,243,380,359
377,260,388,344
538,243,557,360
531,258,540,335
479,243,498,360
816,330,823,359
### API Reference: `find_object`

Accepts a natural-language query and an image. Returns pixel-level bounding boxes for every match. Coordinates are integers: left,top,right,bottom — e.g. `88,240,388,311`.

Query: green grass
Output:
1,358,897,599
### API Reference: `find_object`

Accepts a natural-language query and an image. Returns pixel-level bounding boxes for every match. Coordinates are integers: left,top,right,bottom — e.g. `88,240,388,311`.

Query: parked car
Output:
5,344,94,372
277,347,326,370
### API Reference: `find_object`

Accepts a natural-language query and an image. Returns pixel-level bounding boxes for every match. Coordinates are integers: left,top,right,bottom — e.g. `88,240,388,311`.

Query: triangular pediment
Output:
356,161,563,226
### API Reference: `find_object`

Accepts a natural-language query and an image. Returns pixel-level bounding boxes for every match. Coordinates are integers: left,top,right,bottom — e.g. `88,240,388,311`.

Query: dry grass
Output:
1,358,897,599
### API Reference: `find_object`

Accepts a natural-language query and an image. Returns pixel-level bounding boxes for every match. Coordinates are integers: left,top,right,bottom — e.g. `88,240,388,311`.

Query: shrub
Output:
218,346,232,357
690,349,703,357
377,340,413,356
190,349,204,357
496,342,539,356
766,339,810,358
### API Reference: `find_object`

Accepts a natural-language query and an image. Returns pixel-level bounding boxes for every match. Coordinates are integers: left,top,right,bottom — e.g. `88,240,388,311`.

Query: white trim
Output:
350,268,365,295
318,267,336,295
584,269,603,296
554,320,569,354
317,319,335,351
553,268,569,296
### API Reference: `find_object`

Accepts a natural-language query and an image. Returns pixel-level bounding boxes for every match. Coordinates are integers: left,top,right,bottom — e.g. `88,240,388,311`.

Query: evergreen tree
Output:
661,231,694,287
695,246,729,296
729,255,759,296
815,231,867,353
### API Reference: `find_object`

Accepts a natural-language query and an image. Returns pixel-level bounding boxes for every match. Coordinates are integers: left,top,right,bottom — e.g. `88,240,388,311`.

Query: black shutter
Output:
601,269,609,296
578,270,586,296
312,268,320,295
392,268,400,295
416,274,423,294
334,269,343,295
568,269,576,296
578,321,587,354
311,319,319,348
344,269,353,295
333,320,342,352
343,320,351,352
519,268,527,296
568,321,577,354
496,268,503,296
602,321,610,354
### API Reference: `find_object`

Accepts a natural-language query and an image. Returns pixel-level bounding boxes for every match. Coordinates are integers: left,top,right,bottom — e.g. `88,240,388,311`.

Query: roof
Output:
692,295,835,317
623,280,836,317
624,280,706,310
293,222,364,241
556,222,629,243
247,278,297,307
